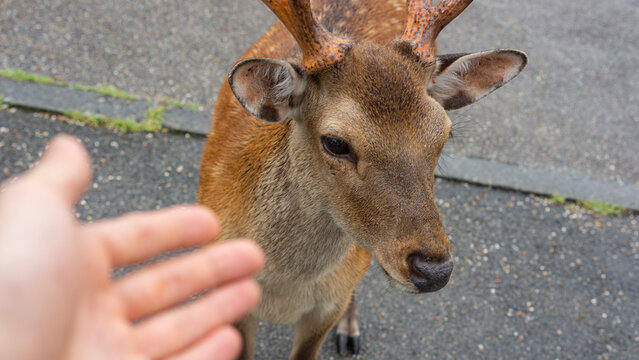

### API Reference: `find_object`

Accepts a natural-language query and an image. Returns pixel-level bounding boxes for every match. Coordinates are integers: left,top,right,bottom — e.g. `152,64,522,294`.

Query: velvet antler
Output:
400,0,473,61
263,0,351,73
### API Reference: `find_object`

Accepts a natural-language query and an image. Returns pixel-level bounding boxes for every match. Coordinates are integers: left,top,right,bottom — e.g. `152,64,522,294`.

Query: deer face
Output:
229,41,526,293
304,43,452,293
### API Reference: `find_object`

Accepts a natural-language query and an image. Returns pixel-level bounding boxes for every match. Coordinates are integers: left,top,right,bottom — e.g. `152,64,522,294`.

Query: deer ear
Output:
229,58,307,123
428,50,528,110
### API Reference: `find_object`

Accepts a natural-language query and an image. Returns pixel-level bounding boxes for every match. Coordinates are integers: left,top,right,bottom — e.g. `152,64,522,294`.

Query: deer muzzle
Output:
406,252,454,293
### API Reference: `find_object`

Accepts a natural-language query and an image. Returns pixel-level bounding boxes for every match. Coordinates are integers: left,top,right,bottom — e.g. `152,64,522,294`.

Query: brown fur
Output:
198,0,525,358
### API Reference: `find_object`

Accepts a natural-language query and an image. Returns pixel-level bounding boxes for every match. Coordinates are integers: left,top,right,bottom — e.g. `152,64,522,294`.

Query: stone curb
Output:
2,77,638,211
0,77,211,134
435,156,639,211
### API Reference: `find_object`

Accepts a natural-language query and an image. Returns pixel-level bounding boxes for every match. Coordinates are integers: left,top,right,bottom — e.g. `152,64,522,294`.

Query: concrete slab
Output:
1,0,637,185
0,77,212,133
436,155,639,211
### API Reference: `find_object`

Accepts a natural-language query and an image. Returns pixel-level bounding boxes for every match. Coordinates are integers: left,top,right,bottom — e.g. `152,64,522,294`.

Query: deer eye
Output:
321,136,354,160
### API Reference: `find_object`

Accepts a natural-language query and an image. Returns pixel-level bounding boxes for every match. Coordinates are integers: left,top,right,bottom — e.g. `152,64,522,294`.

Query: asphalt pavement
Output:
1,0,638,185
1,109,637,359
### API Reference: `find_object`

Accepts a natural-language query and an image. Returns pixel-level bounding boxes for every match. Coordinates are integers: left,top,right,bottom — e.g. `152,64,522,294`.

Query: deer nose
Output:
406,253,454,293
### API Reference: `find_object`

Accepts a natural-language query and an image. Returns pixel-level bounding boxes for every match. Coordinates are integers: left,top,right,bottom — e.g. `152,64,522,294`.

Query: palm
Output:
64,238,138,360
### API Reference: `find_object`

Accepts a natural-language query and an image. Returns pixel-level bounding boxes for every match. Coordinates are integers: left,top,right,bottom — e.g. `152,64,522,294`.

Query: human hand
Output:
0,135,264,360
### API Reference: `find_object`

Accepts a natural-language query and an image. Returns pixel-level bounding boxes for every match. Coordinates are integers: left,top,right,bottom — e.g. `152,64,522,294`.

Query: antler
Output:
400,0,473,62
263,0,351,73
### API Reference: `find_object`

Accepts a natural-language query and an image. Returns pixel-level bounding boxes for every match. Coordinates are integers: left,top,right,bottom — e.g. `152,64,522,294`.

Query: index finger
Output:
81,205,219,267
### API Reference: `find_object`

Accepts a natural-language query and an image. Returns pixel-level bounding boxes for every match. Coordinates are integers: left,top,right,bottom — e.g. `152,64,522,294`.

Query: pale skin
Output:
0,135,264,360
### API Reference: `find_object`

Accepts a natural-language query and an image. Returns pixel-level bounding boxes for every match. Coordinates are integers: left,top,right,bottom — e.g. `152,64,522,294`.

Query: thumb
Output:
24,135,92,206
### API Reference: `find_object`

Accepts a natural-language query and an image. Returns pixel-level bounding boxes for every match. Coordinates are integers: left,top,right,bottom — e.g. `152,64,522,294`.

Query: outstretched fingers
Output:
115,240,264,320
81,205,219,267
134,278,261,359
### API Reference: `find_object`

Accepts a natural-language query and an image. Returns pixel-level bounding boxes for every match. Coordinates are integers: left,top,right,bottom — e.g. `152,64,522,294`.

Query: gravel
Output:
1,109,637,359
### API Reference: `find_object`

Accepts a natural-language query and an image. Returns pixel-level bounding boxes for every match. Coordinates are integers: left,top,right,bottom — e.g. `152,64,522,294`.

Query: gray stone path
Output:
1,0,638,185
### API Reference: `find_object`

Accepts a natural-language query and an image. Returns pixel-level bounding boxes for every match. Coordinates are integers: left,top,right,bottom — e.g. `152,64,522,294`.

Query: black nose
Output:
407,253,454,293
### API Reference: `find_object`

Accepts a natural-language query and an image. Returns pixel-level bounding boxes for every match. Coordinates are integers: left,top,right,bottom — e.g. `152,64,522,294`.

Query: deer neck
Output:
250,121,353,285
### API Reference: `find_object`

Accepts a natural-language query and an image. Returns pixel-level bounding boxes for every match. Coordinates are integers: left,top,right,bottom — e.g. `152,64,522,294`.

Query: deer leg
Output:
235,313,258,360
289,295,352,360
335,293,361,355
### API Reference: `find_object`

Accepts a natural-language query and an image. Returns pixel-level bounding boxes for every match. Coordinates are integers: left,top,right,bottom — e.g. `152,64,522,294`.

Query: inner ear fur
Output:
229,58,307,123
429,49,528,110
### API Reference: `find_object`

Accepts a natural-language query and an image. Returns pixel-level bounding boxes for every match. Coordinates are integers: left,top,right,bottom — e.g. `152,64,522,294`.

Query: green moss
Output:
144,105,164,121
1,68,205,112
0,68,66,86
0,94,4,107
140,106,164,132
62,110,162,133
549,193,566,205
578,200,623,216
63,111,107,127
0,68,138,100
159,97,201,111
140,118,163,132
73,84,137,100
548,193,623,216
109,117,138,132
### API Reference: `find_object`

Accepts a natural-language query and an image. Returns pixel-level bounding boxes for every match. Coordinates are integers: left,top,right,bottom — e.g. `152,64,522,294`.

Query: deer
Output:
197,0,527,358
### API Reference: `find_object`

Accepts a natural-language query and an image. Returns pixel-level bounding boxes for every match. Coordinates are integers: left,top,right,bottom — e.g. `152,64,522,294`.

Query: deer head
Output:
228,0,527,293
